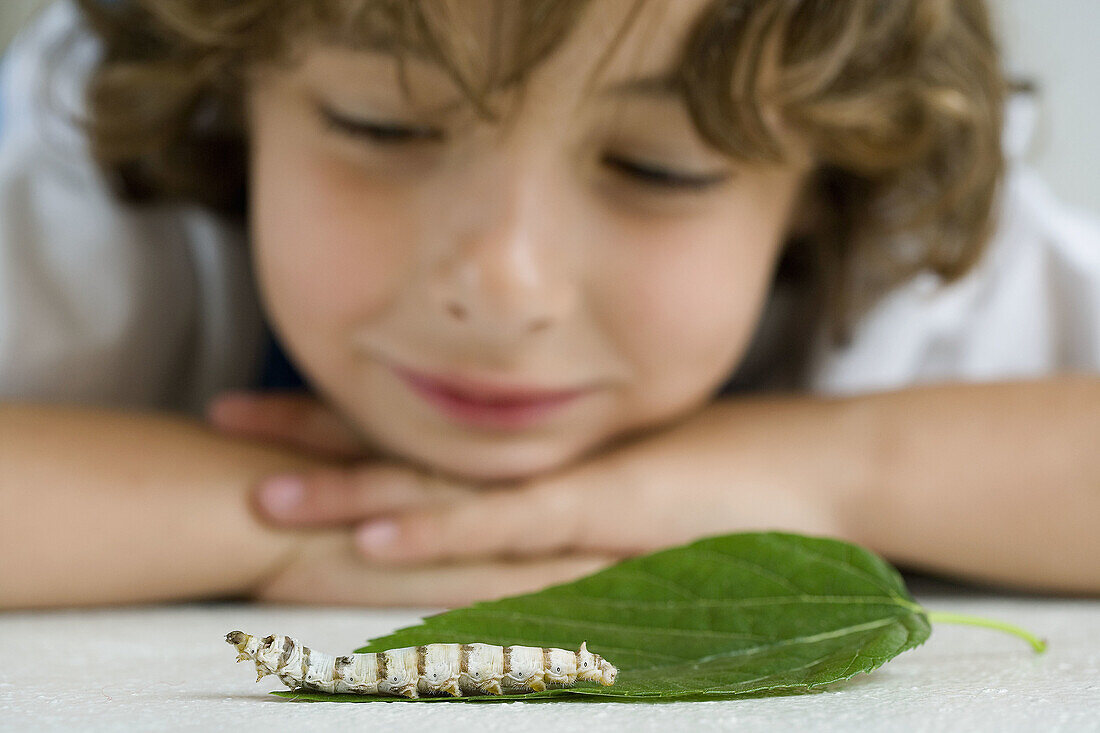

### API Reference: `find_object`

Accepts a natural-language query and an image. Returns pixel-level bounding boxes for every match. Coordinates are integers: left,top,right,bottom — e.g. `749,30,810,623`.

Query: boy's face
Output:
246,0,810,482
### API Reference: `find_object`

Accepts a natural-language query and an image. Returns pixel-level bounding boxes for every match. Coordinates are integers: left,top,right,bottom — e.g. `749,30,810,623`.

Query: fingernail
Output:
258,476,304,516
356,521,399,553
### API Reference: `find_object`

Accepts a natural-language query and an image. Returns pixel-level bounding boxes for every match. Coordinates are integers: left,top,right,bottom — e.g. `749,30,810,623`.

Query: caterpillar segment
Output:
226,631,617,698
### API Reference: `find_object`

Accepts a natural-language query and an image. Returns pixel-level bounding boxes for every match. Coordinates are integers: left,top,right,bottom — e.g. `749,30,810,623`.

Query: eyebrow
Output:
596,74,682,99
392,73,684,120
316,40,683,108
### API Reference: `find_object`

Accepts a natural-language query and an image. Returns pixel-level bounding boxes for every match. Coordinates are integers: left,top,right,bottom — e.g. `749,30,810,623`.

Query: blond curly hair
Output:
73,0,1007,332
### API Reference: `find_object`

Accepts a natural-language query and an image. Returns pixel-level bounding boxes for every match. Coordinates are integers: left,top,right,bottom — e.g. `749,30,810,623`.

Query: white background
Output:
1,0,1098,213
2,597,1098,732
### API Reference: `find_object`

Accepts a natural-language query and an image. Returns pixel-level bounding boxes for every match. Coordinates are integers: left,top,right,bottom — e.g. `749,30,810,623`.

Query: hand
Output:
209,391,618,605
207,389,482,519
252,534,617,607
207,391,372,460
210,392,847,567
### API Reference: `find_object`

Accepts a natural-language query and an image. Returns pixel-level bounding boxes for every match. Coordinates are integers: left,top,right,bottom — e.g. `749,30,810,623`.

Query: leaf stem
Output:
927,611,1047,653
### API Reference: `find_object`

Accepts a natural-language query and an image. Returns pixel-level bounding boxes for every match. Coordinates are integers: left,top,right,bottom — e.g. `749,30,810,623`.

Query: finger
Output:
354,478,644,564
254,543,616,607
253,464,475,527
207,391,367,459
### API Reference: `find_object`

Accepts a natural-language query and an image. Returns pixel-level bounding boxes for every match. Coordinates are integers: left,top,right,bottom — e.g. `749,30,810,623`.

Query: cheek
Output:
250,129,416,337
598,202,789,398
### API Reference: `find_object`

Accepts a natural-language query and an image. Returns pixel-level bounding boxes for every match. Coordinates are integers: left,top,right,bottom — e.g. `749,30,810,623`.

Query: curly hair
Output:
72,0,1007,332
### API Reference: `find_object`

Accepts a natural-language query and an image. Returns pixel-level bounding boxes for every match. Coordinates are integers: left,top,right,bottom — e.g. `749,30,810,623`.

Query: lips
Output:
390,364,590,429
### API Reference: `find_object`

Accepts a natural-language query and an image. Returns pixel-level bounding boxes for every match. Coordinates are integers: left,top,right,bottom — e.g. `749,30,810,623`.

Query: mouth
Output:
389,364,592,429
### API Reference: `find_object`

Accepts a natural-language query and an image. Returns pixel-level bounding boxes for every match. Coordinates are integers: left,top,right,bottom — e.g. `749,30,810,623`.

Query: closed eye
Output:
319,105,444,144
317,102,729,193
602,154,731,190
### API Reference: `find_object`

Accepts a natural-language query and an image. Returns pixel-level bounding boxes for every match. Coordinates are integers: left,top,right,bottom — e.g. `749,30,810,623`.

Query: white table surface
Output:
1,588,1098,733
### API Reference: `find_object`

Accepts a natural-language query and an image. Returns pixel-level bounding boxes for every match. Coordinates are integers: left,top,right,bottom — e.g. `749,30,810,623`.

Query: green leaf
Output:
273,532,931,702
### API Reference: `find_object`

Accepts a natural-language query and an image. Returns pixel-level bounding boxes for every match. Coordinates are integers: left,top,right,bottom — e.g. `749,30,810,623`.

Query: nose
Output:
429,166,575,340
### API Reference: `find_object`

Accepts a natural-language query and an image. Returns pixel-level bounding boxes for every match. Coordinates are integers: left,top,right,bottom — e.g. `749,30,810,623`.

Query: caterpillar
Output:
226,630,618,698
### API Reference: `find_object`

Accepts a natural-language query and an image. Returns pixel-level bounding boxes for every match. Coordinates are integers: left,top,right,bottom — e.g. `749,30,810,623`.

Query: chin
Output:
378,429,586,485
338,383,616,484
438,444,579,484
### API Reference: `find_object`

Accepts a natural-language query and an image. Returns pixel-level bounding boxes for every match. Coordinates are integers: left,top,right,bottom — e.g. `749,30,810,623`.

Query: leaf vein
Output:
429,609,769,643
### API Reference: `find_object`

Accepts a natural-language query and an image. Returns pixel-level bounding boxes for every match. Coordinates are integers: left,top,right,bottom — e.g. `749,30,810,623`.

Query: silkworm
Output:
226,630,618,698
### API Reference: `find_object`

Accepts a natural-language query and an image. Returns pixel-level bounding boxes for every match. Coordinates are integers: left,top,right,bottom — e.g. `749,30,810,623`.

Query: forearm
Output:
0,403,328,608
829,376,1100,593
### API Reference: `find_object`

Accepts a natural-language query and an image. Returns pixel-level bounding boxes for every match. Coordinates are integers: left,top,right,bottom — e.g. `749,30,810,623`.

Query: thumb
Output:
206,391,367,459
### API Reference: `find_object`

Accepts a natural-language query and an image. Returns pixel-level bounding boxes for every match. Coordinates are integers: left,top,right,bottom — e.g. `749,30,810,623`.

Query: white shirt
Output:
1,1,1097,415
0,0,264,415
809,163,1100,394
